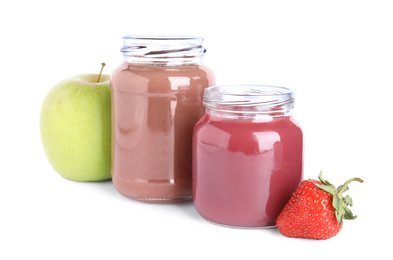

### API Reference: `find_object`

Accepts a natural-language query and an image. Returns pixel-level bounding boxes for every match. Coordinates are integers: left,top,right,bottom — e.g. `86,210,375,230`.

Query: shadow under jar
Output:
111,35,215,203
193,85,303,227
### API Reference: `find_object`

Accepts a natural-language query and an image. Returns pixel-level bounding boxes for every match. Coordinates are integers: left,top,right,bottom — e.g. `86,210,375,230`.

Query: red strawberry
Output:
276,172,363,240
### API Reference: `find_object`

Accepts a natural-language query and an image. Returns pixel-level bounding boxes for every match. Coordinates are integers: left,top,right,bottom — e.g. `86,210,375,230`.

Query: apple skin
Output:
40,74,111,181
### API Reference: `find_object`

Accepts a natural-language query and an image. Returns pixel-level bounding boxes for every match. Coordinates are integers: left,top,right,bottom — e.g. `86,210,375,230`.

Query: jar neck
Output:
203,85,295,121
120,35,206,66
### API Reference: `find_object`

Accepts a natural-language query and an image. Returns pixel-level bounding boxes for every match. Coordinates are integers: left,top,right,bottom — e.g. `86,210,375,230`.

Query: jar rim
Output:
203,85,295,114
120,35,206,65
122,35,203,41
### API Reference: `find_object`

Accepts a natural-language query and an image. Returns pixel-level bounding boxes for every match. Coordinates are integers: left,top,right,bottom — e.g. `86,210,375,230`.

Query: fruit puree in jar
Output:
111,62,215,203
193,113,303,227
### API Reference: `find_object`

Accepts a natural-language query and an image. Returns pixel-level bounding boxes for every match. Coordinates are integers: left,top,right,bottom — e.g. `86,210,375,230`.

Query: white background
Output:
1,0,391,259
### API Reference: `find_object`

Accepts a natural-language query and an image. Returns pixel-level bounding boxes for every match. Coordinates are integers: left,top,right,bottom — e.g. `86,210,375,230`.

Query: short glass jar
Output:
111,35,215,203
192,85,303,227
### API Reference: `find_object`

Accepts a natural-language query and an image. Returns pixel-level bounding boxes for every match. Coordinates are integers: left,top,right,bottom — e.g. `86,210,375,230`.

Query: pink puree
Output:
192,113,303,227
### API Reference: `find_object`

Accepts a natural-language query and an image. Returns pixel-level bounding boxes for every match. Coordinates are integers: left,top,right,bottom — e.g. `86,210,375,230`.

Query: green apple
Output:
40,63,111,181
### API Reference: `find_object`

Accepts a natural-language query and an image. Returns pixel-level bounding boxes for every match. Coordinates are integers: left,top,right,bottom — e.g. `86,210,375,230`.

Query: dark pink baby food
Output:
192,86,303,227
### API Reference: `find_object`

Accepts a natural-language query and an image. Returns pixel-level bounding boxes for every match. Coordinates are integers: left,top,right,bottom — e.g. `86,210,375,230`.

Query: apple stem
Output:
97,63,106,83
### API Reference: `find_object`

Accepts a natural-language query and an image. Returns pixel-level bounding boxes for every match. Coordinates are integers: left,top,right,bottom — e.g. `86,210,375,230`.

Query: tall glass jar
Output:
111,36,215,203
193,85,303,227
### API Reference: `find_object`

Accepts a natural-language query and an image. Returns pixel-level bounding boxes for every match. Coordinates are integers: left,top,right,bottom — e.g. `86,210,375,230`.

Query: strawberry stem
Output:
315,172,364,225
338,177,364,196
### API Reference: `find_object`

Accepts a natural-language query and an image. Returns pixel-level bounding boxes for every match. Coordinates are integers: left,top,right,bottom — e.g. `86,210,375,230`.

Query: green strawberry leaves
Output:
314,171,364,225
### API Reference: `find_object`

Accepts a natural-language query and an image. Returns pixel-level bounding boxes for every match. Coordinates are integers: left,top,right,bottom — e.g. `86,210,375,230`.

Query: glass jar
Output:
192,85,303,227
111,35,215,203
